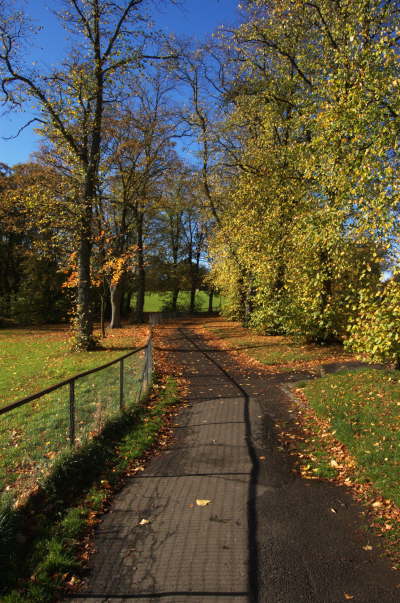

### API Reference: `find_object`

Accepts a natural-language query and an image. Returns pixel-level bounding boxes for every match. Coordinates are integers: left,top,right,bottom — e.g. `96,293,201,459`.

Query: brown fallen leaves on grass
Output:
194,317,400,568
199,318,352,374
281,386,400,568
96,323,149,350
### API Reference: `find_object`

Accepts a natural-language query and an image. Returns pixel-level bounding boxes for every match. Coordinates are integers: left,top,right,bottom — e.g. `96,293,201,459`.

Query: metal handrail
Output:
0,333,154,501
0,339,149,417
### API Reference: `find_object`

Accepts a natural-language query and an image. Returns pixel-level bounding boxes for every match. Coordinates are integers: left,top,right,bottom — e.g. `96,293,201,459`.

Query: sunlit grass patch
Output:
298,368,400,505
0,350,145,496
0,324,148,498
0,324,147,408
132,290,223,312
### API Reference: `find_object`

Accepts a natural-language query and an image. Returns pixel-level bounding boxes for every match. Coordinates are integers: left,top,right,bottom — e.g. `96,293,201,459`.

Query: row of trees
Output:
189,0,400,365
3,0,400,365
0,1,212,344
0,154,210,329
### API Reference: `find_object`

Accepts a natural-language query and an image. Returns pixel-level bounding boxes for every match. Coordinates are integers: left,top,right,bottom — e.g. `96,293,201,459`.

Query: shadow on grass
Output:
0,400,150,597
98,345,137,352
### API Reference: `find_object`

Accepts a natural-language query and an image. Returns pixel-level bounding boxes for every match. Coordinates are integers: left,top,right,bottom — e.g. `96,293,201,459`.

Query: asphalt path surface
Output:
68,318,400,602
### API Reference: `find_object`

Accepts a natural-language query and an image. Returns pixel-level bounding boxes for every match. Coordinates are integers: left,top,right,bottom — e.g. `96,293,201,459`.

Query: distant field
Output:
133,290,223,312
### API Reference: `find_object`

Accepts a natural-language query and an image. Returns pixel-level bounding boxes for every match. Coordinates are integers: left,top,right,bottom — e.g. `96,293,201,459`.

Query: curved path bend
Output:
68,318,399,603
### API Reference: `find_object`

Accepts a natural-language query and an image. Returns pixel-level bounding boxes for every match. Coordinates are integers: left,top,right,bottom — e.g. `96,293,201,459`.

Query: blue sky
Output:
0,0,240,166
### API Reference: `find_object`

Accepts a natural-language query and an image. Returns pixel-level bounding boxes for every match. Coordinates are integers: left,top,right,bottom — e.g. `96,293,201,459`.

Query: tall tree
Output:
104,73,179,323
0,0,173,347
207,0,399,344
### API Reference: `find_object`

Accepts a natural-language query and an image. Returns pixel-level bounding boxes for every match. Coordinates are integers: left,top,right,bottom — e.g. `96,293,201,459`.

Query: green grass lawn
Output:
133,290,223,312
297,368,400,506
0,325,148,497
0,325,146,408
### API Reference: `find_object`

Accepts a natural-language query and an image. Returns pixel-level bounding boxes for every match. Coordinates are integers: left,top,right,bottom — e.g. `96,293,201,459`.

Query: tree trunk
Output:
172,287,179,312
76,227,94,349
124,289,133,317
189,287,196,313
135,216,146,323
110,280,123,329
208,289,214,313
237,274,247,322
318,249,334,343
73,29,104,350
100,293,106,338
274,261,285,293
121,288,132,318
190,251,201,313
171,247,179,313
244,286,254,326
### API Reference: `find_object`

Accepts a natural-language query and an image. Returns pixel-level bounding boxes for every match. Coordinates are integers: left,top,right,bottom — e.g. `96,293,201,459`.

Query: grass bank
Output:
0,324,149,497
204,321,350,370
203,318,400,563
295,368,400,561
1,375,179,602
297,368,400,502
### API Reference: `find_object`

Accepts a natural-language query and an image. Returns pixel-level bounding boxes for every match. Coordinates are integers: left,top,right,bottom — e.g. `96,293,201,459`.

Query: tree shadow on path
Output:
175,318,400,603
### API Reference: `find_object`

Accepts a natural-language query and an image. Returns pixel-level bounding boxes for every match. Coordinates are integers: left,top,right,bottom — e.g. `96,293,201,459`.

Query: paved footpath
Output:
68,319,400,603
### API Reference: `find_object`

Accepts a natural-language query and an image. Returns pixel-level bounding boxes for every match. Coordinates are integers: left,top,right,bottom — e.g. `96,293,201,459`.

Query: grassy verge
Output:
203,318,400,563
293,367,400,562
0,376,179,602
297,368,400,502
1,345,147,497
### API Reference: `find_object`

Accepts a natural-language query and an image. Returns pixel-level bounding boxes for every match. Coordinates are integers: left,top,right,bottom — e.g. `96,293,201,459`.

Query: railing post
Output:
136,351,145,404
147,340,152,387
120,358,124,411
69,380,75,447
144,347,148,390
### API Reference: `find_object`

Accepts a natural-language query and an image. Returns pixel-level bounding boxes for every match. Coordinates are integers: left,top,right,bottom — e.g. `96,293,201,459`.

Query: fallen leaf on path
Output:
344,594,354,600
330,507,337,513
196,499,211,507
138,519,150,526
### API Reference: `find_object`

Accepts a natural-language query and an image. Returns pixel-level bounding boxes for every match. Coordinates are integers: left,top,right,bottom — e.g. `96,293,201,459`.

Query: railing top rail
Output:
0,337,150,417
